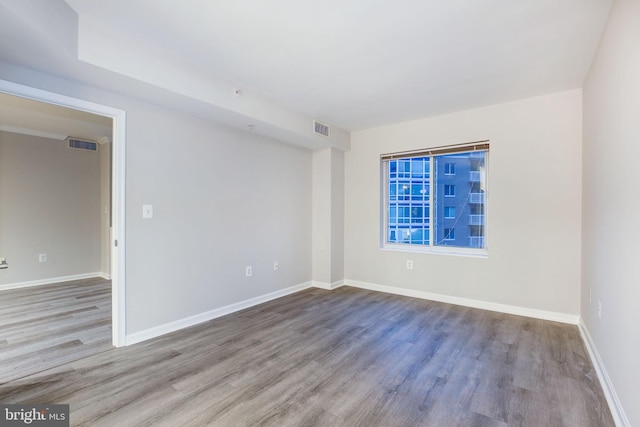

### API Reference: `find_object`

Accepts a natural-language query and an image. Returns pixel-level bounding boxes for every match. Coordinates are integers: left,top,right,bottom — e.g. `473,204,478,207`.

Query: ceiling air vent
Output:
67,137,98,151
313,120,330,138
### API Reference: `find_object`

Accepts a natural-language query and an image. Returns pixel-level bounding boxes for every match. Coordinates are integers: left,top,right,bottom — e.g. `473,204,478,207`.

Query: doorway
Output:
0,79,126,347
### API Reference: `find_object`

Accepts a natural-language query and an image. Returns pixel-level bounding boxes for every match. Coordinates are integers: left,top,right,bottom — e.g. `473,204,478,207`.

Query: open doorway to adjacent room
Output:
0,81,126,382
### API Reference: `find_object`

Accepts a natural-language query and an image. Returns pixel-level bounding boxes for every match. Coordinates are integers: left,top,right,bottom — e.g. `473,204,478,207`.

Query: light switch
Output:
142,204,153,219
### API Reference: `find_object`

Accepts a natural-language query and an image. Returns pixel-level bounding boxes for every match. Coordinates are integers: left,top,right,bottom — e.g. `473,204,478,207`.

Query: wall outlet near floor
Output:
597,301,602,319
39,253,47,262
273,261,279,271
142,204,153,219
406,260,413,270
245,266,253,277
0,257,7,269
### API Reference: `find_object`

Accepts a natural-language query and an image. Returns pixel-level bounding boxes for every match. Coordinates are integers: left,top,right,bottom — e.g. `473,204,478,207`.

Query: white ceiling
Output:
0,0,612,145
0,92,111,142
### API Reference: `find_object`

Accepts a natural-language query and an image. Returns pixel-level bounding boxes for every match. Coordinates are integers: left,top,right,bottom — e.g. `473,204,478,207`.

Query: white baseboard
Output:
99,272,112,280
0,272,105,291
312,280,345,290
579,320,629,427
344,279,580,325
125,281,313,346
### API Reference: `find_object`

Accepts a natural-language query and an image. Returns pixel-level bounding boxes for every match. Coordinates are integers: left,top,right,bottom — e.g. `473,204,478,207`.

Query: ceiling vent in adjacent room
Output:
66,137,98,151
313,120,331,138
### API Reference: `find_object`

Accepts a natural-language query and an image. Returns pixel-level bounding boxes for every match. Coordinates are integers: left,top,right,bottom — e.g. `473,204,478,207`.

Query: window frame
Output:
444,206,456,219
444,184,456,197
443,228,455,240
380,142,489,258
444,163,456,175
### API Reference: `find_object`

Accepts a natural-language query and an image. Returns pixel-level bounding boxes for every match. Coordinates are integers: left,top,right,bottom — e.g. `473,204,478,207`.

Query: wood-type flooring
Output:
0,278,112,384
0,282,614,426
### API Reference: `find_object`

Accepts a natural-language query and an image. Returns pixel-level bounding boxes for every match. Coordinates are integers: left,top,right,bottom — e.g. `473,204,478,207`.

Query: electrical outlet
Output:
273,261,279,271
406,260,413,270
597,301,602,319
39,253,47,262
245,266,252,277
142,204,153,219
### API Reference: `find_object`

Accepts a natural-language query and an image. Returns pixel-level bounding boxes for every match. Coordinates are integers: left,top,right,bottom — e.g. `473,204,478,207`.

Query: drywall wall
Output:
330,148,345,283
312,148,332,285
582,0,639,425
0,64,313,336
0,130,101,285
345,90,583,316
311,147,345,287
100,140,111,277
124,104,313,333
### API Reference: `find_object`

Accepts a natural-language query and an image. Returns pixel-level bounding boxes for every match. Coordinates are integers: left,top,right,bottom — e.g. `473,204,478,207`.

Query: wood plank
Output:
0,284,615,426
0,278,112,384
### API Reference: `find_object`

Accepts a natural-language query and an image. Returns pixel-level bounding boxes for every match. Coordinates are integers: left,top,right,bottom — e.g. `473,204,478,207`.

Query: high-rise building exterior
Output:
387,151,486,249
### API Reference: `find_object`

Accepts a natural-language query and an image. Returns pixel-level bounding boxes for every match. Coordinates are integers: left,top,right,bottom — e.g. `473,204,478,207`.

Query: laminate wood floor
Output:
0,278,112,384
0,285,613,427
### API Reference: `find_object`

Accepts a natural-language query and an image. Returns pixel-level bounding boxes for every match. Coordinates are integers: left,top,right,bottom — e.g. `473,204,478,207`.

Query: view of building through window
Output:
386,151,486,249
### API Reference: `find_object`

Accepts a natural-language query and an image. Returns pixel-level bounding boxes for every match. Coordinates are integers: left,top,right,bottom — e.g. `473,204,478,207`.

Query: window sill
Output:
381,244,488,259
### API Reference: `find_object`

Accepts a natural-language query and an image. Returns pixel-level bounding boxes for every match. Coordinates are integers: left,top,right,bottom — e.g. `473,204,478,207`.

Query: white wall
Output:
312,148,332,285
582,0,640,425
311,147,345,287
0,64,313,336
124,104,313,333
100,140,111,277
330,148,345,283
345,90,583,317
0,130,101,285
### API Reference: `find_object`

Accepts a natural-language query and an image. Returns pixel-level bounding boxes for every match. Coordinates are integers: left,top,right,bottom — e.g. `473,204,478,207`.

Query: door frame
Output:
0,79,127,347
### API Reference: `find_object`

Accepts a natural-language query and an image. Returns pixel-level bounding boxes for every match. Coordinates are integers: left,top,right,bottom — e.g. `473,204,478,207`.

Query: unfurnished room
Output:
0,1,638,426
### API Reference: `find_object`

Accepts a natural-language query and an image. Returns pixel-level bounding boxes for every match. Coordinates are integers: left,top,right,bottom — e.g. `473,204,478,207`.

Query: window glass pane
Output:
411,159,422,178
443,228,455,240
386,156,430,245
411,206,423,223
399,181,410,199
398,160,410,177
400,227,411,242
411,183,426,200
444,206,455,219
434,152,486,248
410,228,425,245
399,206,410,223
385,150,486,250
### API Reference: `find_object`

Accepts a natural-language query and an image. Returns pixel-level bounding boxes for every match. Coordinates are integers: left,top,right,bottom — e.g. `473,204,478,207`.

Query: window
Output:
444,163,456,175
444,185,455,197
444,206,455,219
382,142,488,254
